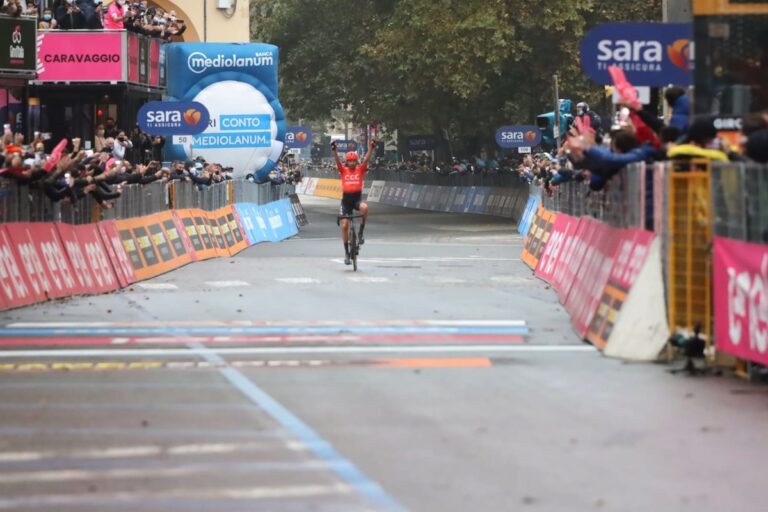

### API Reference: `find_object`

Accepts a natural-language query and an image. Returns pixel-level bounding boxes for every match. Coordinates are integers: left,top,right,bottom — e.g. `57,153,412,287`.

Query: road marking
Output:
0,326,529,336
275,277,321,284
346,276,390,283
189,342,407,512
0,441,307,463
0,333,524,347
6,319,526,328
332,256,519,264
136,283,178,290
286,237,338,242
366,240,516,247
0,426,287,440
0,345,593,358
422,276,467,284
491,276,537,284
0,484,353,509
204,280,251,288
0,358,495,373
0,461,334,485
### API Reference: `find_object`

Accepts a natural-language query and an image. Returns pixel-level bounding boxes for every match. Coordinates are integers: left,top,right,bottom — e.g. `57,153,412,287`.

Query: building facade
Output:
144,0,250,43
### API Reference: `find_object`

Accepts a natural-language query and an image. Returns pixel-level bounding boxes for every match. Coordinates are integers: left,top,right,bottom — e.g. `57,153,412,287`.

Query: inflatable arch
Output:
163,43,286,180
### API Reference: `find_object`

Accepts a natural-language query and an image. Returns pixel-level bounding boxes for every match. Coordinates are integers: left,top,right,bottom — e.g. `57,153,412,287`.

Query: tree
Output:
252,0,664,157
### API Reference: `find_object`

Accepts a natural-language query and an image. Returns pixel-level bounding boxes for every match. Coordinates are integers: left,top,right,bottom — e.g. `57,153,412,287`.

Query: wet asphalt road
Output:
0,196,766,512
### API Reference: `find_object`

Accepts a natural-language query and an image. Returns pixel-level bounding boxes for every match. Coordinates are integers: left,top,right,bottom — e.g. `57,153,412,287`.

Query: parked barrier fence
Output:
304,165,522,188
522,158,768,372
539,164,647,230
0,177,304,312
0,179,294,224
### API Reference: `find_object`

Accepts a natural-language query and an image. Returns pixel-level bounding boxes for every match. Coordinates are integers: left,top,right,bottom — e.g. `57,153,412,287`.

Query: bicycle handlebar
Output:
337,214,363,226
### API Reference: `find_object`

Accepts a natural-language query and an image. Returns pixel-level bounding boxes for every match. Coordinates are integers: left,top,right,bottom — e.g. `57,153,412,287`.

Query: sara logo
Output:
11,26,21,44
138,101,211,136
580,23,692,87
495,125,542,148
285,127,311,149
667,39,691,71
183,108,203,126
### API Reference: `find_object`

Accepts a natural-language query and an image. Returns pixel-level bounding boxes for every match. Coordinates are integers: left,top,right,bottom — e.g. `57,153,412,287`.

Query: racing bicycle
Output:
337,214,363,271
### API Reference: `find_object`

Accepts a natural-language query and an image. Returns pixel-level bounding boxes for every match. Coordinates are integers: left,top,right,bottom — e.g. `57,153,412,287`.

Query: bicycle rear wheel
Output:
349,229,358,271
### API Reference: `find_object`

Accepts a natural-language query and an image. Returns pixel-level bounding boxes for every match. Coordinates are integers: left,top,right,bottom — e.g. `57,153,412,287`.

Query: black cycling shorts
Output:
339,192,363,216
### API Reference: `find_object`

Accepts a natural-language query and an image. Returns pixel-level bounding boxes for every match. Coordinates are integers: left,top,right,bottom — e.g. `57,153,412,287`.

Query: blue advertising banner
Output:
233,199,297,246
517,195,540,236
333,140,358,153
407,135,436,151
285,126,312,149
470,187,491,214
495,125,542,149
138,101,210,136
580,22,692,87
233,204,266,245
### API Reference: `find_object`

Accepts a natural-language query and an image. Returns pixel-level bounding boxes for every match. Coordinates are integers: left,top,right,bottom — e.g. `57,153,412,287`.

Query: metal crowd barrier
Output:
539,163,647,229
538,158,768,349
103,181,169,220
170,181,231,211
367,169,522,188
1,178,295,224
303,165,522,188
0,180,97,224
711,161,768,243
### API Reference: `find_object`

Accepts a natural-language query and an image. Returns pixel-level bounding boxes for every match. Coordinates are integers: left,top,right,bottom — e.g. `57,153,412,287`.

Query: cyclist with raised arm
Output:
332,139,376,265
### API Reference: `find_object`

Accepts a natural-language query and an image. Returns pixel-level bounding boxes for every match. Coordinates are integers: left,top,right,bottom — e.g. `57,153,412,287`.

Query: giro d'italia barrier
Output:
520,160,768,370
296,177,529,219
0,184,306,311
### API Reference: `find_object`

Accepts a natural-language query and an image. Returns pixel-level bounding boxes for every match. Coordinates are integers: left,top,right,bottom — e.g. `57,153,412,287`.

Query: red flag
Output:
44,138,68,173
608,66,641,111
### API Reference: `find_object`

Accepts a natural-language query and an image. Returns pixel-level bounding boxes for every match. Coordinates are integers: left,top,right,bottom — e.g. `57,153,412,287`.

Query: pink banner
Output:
97,221,137,288
4,223,78,300
608,229,654,290
564,219,622,337
127,33,139,83
37,31,125,82
149,38,161,87
0,225,44,308
714,237,768,366
535,214,580,288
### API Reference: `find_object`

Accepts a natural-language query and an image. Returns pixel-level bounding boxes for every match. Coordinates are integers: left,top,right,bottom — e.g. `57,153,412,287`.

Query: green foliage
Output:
251,0,662,154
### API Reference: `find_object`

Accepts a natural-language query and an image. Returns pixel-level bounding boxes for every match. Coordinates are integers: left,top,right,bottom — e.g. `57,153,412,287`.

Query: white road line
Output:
285,237,338,242
5,320,526,328
136,283,178,290
0,441,307,463
0,461,330,484
275,277,321,284
365,241,516,247
0,484,352,508
204,280,251,288
346,276,390,283
332,257,519,264
0,345,593,358
421,276,467,284
491,276,536,284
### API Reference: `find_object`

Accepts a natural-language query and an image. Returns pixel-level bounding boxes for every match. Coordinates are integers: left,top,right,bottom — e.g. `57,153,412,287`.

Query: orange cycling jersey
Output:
337,161,368,194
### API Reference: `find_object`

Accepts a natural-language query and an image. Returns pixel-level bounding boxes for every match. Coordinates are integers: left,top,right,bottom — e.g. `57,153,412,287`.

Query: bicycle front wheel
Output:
349,229,358,271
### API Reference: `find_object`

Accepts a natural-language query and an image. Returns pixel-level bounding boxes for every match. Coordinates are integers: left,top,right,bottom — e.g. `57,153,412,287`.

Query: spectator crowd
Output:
1,0,186,40
0,121,236,211
511,89,768,194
